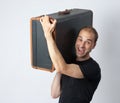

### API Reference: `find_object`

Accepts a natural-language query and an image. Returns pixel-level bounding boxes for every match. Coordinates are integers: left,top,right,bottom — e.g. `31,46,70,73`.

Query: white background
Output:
0,0,120,103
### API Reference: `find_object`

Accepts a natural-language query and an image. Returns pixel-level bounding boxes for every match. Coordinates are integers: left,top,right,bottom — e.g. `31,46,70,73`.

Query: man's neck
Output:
76,55,90,62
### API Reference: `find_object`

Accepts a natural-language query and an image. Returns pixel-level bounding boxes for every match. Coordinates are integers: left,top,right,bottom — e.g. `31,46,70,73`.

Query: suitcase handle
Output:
58,9,71,15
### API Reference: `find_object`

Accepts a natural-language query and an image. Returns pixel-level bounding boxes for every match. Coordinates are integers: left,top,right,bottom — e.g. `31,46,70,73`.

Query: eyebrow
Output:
78,36,93,42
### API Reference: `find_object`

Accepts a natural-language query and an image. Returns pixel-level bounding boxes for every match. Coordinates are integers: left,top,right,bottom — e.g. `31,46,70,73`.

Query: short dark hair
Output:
80,26,98,43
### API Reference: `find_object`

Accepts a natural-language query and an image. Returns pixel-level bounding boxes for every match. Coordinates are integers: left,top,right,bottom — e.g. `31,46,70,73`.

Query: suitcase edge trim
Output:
30,17,55,72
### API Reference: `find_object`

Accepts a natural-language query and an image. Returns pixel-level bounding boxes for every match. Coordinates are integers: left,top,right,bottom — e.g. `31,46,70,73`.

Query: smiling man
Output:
75,27,97,61
40,16,101,103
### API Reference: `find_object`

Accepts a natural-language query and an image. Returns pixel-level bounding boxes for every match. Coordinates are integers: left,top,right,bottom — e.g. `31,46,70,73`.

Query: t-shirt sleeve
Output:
79,61,101,81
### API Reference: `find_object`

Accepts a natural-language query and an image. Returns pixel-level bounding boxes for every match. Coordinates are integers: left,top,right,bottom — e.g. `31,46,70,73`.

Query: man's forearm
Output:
51,72,61,98
45,33,66,72
40,16,67,72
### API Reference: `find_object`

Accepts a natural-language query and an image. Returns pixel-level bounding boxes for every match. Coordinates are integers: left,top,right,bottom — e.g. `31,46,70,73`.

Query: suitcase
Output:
30,8,93,72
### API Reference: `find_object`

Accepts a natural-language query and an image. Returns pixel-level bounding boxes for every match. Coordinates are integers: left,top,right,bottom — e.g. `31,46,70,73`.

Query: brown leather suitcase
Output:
30,8,93,72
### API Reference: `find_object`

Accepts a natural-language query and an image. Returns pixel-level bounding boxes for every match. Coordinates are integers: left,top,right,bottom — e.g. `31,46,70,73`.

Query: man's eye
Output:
86,41,91,44
78,38,82,41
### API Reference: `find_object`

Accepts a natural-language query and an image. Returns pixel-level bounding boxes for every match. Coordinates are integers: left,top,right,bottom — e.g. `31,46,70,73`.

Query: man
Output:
40,15,101,103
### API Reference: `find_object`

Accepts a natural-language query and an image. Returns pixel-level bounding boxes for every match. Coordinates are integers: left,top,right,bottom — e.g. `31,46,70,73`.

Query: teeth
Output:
79,47,81,50
78,47,84,53
79,47,83,51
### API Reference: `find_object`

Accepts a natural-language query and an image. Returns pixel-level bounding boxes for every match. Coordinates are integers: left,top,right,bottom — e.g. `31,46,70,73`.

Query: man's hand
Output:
40,15,57,38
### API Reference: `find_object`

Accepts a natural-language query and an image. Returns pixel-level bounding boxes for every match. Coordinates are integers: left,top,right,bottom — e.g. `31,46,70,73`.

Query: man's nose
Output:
80,41,85,48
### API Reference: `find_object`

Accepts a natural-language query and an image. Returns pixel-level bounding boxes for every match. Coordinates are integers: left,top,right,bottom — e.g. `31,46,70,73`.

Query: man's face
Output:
75,30,96,60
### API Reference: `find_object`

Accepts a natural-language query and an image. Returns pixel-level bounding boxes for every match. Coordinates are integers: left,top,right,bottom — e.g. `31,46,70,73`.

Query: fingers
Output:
40,15,49,24
39,15,57,34
40,15,57,25
51,19,57,29
40,15,47,24
52,19,57,25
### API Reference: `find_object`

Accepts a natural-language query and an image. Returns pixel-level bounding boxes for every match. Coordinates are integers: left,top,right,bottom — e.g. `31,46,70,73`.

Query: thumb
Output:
51,19,57,31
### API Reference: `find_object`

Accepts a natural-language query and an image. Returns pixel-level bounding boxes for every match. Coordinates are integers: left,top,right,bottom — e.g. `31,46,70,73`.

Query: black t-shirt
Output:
59,58,101,103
